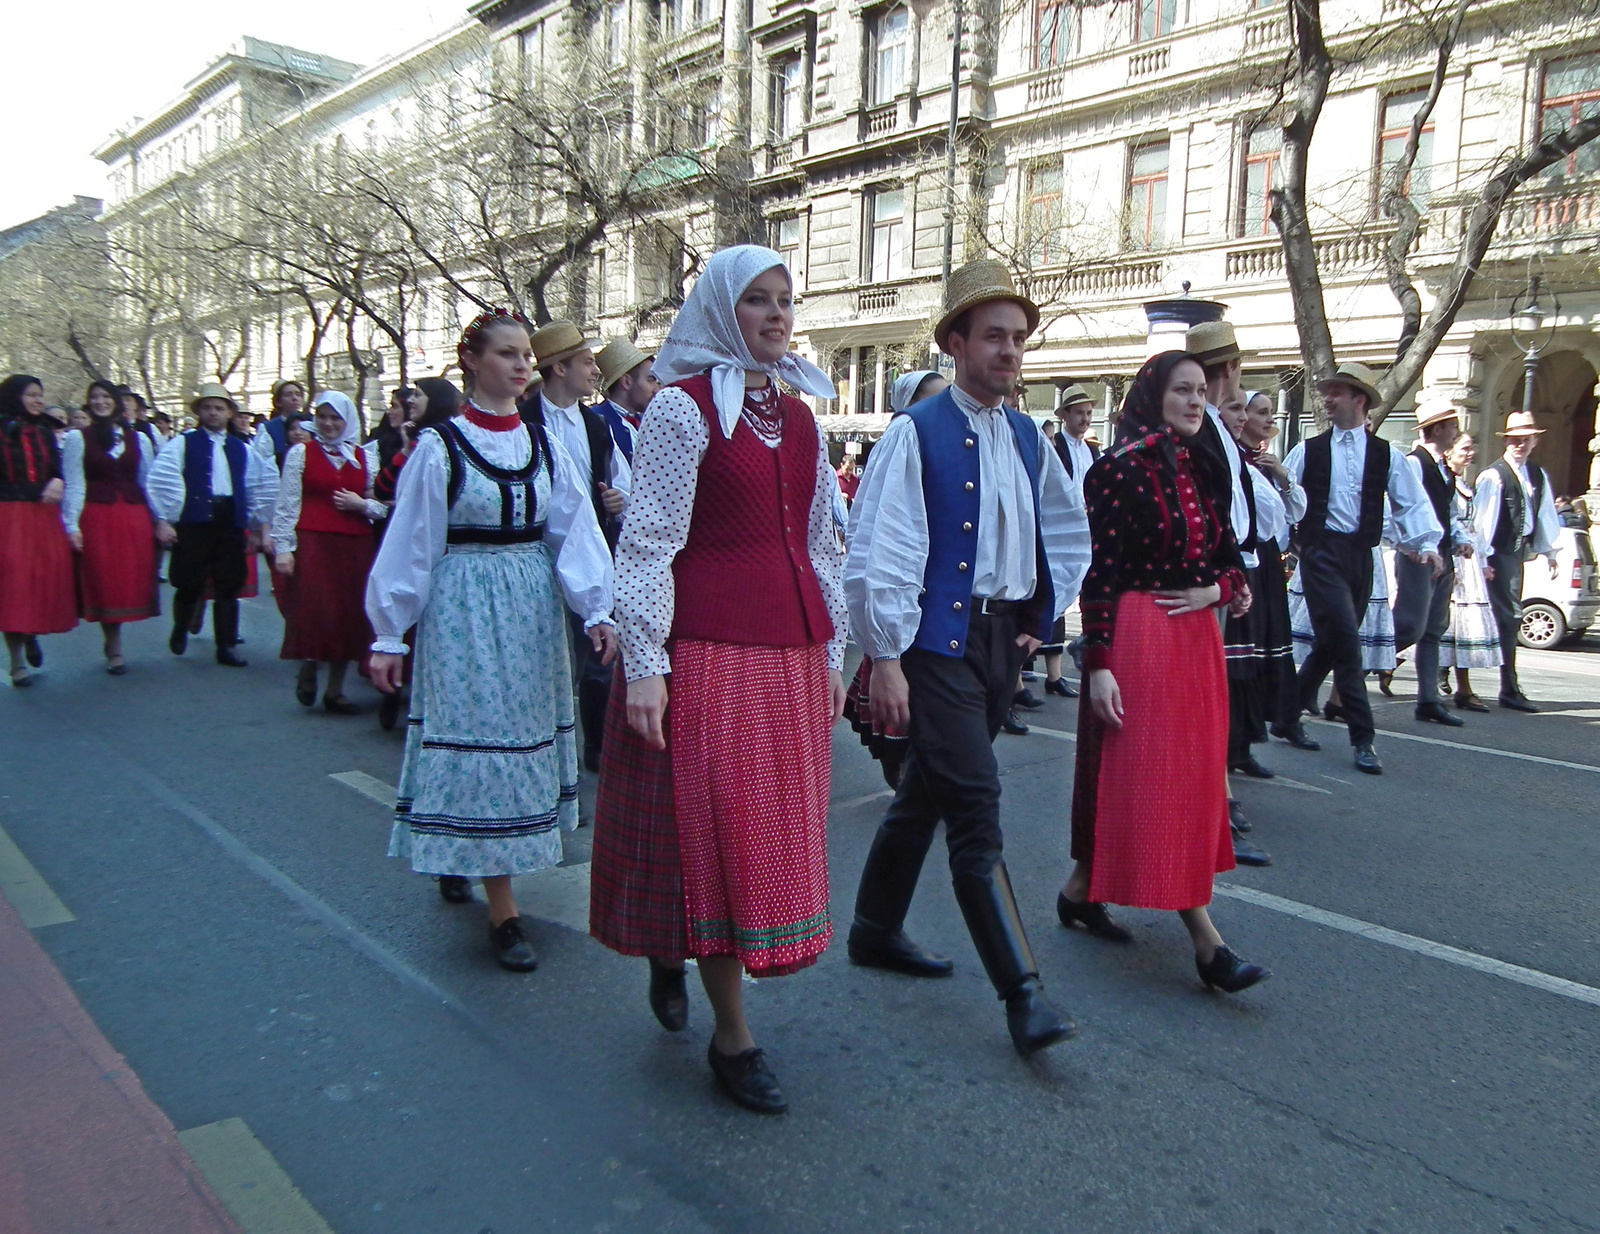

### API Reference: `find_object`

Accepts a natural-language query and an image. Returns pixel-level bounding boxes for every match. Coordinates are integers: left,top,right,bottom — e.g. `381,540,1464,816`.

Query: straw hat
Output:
1184,320,1243,366
595,338,655,394
530,320,602,371
191,382,238,412
1085,429,1103,448
1316,361,1384,411
933,260,1040,352
1413,400,1462,432
1498,410,1545,438
1056,383,1094,413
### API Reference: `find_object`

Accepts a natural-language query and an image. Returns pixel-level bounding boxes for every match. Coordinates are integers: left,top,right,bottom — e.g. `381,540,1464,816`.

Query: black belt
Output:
972,596,1023,616
446,525,544,545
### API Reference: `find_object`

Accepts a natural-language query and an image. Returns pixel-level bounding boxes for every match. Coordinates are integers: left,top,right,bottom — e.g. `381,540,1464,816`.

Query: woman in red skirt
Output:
62,380,158,673
271,391,386,713
1060,351,1271,994
0,374,76,686
591,245,846,1114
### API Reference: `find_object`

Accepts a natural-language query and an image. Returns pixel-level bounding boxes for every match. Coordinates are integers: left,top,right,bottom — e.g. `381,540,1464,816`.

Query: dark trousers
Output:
1392,553,1454,705
1295,535,1376,745
169,506,247,648
1486,550,1526,694
568,610,611,760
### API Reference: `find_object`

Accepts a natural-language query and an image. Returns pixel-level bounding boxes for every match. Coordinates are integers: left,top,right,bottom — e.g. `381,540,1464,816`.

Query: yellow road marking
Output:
178,1118,335,1234
0,822,74,928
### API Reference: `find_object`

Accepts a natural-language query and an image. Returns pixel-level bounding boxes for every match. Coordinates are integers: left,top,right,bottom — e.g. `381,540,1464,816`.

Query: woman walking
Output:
1440,433,1501,709
62,380,159,673
0,374,76,685
367,311,615,972
590,245,846,1114
1058,352,1270,993
272,391,387,713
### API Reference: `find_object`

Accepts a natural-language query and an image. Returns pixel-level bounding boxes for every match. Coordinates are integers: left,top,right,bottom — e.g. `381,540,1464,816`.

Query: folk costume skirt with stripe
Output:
388,541,579,877
278,530,375,663
590,640,833,978
77,499,158,623
1071,591,1234,910
0,500,77,634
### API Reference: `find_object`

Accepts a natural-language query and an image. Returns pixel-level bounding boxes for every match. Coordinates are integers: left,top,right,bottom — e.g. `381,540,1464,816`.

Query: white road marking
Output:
0,822,74,928
1307,717,1600,775
1238,774,1332,796
1029,724,1075,743
1214,882,1600,1010
179,1118,335,1234
834,788,895,809
329,771,398,810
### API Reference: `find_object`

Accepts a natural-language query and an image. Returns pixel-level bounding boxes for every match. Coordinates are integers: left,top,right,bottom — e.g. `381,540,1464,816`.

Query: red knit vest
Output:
297,444,371,536
669,376,833,648
84,428,144,504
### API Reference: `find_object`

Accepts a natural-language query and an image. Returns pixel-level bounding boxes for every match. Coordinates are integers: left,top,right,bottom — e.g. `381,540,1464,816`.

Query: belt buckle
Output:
977,596,1000,616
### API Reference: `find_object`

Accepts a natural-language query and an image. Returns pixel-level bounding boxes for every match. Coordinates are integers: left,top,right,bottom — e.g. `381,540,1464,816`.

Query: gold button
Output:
953,601,963,611
949,640,959,650
964,481,975,491
962,521,972,531
958,561,969,571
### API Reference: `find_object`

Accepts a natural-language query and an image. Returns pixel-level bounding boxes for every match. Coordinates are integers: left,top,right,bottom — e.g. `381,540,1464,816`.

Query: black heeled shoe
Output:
323,693,359,715
708,1042,787,1114
1322,701,1348,723
438,875,473,904
1012,688,1044,711
23,636,42,668
1197,945,1270,993
1056,892,1133,942
215,646,248,668
1044,677,1077,698
489,916,538,972
296,664,318,706
378,692,403,730
647,958,690,1031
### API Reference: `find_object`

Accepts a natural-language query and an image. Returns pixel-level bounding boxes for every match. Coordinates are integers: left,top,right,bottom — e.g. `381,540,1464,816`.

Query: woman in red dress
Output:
62,380,159,673
271,391,386,713
1060,351,1271,994
0,374,76,686
591,245,846,1114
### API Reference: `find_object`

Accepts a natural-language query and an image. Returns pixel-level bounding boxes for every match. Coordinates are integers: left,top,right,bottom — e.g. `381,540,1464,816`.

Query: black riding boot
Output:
953,863,1076,1056
169,596,195,655
847,823,952,977
213,599,247,666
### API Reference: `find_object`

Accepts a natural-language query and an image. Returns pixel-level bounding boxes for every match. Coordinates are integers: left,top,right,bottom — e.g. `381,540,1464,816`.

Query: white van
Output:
1518,526,1600,649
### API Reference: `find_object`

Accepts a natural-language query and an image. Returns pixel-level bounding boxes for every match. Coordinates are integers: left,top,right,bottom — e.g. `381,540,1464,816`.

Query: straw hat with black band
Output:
1413,400,1463,432
191,382,238,413
1055,383,1094,414
1184,320,1244,367
1498,410,1545,438
1315,361,1384,413
595,338,656,395
933,259,1040,353
530,320,602,373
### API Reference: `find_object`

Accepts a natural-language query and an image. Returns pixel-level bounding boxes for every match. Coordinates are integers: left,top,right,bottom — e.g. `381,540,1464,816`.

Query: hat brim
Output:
1498,426,1546,437
537,340,603,372
1189,344,1244,366
601,353,656,392
191,395,239,413
934,292,1040,353
1316,376,1383,411
1414,409,1462,431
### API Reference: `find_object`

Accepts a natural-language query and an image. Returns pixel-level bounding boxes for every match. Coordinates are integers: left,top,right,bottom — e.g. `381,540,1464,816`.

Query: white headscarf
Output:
653,245,835,438
890,370,941,413
310,390,362,461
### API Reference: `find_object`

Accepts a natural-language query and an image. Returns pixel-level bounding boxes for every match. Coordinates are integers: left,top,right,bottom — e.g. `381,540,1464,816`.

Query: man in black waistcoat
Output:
1284,363,1443,774
1392,403,1466,726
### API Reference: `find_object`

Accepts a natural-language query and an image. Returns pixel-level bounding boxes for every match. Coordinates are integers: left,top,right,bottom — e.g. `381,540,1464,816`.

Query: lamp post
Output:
1508,273,1558,419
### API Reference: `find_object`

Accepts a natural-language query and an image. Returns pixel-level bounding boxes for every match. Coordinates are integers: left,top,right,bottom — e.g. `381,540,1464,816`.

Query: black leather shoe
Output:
1197,944,1270,993
295,665,317,706
1004,978,1077,1055
169,626,188,656
1271,722,1321,751
1232,829,1272,867
323,693,359,715
378,692,403,731
648,959,690,1031
1228,755,1275,779
215,646,248,668
1044,677,1077,698
708,1042,787,1114
1056,892,1133,943
23,636,42,669
438,875,474,903
847,922,954,976
1012,688,1044,711
1353,743,1383,774
583,747,602,774
489,916,538,972
1415,701,1464,727
1228,799,1251,833
1454,692,1490,713
1499,692,1539,713
1001,710,1029,735
1323,701,1348,723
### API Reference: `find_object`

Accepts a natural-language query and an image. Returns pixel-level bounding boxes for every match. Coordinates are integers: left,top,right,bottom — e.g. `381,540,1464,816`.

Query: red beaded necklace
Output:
462,401,523,432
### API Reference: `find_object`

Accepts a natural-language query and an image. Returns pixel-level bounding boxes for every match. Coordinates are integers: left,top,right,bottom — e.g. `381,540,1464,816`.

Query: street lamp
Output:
1508,273,1559,417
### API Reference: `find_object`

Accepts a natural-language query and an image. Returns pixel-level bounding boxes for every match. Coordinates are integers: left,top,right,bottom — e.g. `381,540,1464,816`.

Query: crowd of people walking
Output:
0,244,1568,1114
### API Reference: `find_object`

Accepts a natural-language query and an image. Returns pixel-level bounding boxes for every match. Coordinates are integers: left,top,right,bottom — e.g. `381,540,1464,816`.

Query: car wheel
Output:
1518,602,1566,650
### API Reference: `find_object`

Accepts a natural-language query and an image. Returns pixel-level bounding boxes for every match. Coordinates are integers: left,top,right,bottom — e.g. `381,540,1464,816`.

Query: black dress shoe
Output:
1232,829,1272,867
1323,701,1348,723
323,693,359,715
1228,754,1275,779
1498,692,1539,713
1197,944,1271,993
707,1042,787,1114
1012,688,1045,711
1415,701,1464,727
489,916,538,972
1271,722,1321,751
215,646,248,668
847,923,954,976
1454,692,1490,713
648,959,690,1031
10,669,32,688
1353,743,1383,774
583,747,602,774
169,626,188,656
295,665,317,706
23,636,42,668
378,692,402,731
438,875,474,903
1044,678,1077,698
1056,892,1133,942
1228,799,1251,833
1004,978,1077,1056
1001,710,1029,736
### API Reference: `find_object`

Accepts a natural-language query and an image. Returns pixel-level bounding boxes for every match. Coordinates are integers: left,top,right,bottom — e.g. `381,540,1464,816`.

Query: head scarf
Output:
413,377,461,431
1114,351,1232,502
0,374,45,427
890,370,941,413
652,245,835,438
310,390,362,458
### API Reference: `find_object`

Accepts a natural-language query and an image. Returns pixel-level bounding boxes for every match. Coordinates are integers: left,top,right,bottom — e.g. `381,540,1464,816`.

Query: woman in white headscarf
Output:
590,245,847,1115
271,390,387,713
888,369,948,414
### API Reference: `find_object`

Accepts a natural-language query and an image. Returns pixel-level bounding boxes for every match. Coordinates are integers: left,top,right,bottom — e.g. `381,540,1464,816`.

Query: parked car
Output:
1517,526,1600,649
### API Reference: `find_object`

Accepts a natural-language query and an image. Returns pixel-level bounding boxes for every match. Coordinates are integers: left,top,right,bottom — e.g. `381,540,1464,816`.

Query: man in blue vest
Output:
843,260,1090,1056
148,384,278,666
252,379,308,470
593,337,660,467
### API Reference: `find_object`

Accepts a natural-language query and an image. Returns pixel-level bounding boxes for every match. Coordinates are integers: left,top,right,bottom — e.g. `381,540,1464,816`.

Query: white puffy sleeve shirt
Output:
270,440,387,555
363,421,614,655
145,430,278,528
61,427,156,535
1473,461,1559,558
613,384,848,682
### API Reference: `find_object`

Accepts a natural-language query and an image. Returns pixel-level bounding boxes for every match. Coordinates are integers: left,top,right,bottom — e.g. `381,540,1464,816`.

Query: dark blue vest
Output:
595,399,636,466
262,416,291,468
904,388,1054,657
180,430,249,527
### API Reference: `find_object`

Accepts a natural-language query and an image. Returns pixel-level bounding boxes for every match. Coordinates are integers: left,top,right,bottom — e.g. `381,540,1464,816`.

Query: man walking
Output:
592,338,660,466
1394,403,1466,726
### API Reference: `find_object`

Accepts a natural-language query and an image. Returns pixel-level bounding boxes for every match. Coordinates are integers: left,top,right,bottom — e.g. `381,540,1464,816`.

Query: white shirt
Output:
1058,433,1096,487
1473,456,1559,557
364,418,613,654
844,386,1091,662
1284,429,1441,554
146,429,279,527
1247,458,1306,551
541,394,632,509
613,384,848,682
1205,405,1257,568
61,427,158,535
270,440,388,555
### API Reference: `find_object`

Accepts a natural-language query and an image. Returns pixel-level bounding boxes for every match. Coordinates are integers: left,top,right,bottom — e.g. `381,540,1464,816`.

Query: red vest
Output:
84,428,144,504
297,443,371,536
669,376,833,649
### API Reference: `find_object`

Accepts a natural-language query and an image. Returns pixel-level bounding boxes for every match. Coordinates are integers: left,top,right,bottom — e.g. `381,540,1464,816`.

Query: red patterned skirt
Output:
590,640,833,977
1071,591,1233,910
78,500,158,623
0,501,77,634
278,531,375,663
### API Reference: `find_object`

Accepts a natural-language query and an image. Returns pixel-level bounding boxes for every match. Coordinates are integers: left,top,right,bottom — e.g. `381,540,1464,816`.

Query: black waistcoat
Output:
1411,445,1454,555
1300,428,1389,548
1489,458,1546,556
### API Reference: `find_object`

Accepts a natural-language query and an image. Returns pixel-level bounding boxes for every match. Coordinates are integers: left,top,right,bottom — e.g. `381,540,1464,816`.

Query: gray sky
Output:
1,1,463,231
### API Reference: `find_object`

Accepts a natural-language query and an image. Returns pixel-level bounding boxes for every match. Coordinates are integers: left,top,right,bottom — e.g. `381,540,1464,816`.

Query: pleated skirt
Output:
0,501,77,634
77,500,157,623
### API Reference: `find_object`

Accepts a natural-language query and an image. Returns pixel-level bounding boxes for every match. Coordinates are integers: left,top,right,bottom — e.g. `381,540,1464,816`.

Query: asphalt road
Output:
2,589,1598,1234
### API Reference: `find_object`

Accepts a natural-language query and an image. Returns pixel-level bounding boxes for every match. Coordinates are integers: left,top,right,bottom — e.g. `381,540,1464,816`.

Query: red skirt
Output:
77,500,157,623
1072,591,1233,910
0,501,77,634
278,531,375,663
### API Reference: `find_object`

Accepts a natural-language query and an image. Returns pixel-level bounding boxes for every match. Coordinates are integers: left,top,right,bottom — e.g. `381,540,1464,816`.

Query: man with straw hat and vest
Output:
1284,361,1443,773
1038,383,1099,700
1393,399,1469,726
529,321,632,772
843,258,1090,1057
147,383,278,666
592,338,661,466
1474,409,1560,712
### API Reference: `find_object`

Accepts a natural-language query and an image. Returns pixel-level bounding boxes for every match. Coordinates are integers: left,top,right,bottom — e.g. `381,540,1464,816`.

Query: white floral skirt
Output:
1441,553,1504,669
1289,547,1397,671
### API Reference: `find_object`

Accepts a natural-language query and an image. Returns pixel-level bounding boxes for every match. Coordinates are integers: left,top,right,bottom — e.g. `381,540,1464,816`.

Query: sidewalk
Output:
0,892,242,1234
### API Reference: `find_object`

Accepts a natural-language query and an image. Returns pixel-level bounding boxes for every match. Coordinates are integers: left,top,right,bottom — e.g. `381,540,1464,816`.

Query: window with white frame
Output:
771,55,805,140
872,6,910,106
1036,0,1072,69
1242,126,1281,237
868,188,907,282
1125,141,1169,249
775,215,803,276
1378,89,1435,209
1540,53,1600,183
1136,0,1177,42
608,1,628,64
1025,162,1064,265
